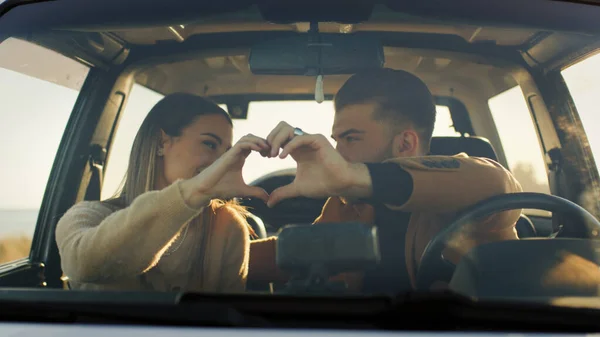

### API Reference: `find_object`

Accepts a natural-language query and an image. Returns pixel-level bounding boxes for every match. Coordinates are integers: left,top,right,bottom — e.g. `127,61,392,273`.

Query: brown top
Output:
248,153,523,289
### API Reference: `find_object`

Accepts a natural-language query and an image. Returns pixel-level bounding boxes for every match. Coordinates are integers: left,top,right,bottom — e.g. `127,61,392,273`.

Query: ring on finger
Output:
293,127,305,136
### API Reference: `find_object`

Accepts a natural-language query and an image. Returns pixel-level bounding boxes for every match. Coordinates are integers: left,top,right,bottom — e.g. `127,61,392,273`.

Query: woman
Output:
55,93,269,293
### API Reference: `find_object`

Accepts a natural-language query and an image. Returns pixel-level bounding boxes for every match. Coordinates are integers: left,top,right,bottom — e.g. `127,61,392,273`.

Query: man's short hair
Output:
334,68,437,152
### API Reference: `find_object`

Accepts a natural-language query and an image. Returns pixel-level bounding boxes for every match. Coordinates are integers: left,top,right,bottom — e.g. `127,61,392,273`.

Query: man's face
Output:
331,102,396,163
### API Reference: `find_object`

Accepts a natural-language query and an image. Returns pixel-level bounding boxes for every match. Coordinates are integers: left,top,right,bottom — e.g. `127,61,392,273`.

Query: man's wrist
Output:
337,162,373,199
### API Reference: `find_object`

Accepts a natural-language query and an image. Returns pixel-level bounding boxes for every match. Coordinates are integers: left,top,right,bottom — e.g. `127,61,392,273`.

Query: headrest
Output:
429,136,498,161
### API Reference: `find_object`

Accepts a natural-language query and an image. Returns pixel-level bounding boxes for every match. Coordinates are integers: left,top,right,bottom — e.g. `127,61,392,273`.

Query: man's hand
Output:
267,129,373,207
266,121,299,158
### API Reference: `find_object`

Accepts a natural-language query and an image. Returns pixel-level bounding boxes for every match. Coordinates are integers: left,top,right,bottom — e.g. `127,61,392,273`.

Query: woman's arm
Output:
55,180,203,284
57,134,269,285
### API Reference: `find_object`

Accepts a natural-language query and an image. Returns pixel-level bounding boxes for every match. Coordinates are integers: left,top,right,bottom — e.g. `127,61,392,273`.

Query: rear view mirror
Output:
249,33,385,76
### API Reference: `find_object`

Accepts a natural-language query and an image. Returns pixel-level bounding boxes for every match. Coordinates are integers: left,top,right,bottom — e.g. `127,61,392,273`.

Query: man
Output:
249,68,522,294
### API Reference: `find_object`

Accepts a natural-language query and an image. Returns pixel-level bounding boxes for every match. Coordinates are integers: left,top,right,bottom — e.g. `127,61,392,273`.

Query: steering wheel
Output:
239,169,328,231
416,192,600,291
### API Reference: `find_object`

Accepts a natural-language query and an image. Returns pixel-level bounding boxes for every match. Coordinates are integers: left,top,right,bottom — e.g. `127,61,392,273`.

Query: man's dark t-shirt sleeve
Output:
363,162,414,206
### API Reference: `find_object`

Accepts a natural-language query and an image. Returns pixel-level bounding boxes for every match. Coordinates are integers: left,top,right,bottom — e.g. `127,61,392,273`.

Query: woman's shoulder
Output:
75,199,122,212
59,199,123,223
210,200,252,234
212,200,248,223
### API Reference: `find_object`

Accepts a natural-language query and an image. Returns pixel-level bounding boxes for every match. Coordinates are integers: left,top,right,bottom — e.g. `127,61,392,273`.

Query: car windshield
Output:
1,0,600,319
101,94,462,194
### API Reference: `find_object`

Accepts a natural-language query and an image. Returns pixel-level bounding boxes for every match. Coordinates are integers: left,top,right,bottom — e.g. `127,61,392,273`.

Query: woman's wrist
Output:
178,179,212,210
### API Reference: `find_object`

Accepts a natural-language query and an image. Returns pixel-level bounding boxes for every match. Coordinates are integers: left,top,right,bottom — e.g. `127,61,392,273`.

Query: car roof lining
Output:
4,0,598,102
3,0,599,117
5,1,600,35
3,0,599,64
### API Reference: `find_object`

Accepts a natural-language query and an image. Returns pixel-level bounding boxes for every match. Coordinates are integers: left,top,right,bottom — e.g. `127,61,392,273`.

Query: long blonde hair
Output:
106,93,254,235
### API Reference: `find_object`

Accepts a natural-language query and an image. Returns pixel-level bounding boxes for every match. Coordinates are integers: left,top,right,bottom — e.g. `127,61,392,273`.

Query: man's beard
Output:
375,139,396,162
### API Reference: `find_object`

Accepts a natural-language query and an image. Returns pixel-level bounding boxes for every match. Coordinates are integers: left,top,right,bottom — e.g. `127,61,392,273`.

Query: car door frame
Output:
521,46,600,235
0,58,131,288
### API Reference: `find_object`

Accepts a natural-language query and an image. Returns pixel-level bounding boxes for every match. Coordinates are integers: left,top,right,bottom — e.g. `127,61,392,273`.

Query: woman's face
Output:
157,114,233,189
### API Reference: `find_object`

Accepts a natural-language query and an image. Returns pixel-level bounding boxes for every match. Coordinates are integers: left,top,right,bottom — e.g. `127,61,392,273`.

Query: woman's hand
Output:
180,134,270,209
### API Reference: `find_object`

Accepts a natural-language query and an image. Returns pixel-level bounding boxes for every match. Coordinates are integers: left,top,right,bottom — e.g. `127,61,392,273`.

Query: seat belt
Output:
84,144,107,201
61,144,106,289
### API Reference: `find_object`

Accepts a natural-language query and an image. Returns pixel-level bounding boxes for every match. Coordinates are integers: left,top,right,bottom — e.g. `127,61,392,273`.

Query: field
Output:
0,235,32,264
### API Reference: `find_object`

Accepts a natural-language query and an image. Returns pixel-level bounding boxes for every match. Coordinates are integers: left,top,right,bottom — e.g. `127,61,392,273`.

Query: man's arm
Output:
359,153,523,213
267,128,522,215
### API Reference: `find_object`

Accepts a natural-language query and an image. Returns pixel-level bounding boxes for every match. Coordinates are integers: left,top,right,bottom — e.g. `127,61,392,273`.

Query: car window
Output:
0,38,89,264
488,86,551,216
489,86,551,194
231,101,336,183
561,52,600,166
433,105,461,137
236,101,460,182
102,84,164,199
102,95,459,189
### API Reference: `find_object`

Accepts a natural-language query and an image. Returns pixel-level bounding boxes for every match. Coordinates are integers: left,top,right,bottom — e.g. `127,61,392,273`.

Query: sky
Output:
1,37,598,212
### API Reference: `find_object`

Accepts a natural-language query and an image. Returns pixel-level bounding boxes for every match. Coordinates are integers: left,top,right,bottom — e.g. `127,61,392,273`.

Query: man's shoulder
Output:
419,156,463,169
384,153,470,170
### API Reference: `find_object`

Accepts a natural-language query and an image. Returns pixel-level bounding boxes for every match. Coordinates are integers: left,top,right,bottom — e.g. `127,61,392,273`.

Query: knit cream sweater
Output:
55,180,250,293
